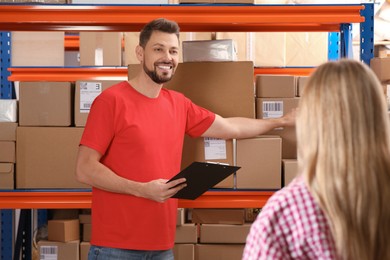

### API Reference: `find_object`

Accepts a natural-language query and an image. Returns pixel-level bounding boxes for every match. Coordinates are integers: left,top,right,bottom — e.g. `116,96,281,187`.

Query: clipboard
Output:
167,161,241,200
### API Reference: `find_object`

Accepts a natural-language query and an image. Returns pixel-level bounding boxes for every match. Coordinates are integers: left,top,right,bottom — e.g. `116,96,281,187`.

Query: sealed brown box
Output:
16,127,89,189
191,209,245,225
195,244,245,260
79,32,122,66
173,244,195,260
82,224,91,242
80,242,91,260
199,224,251,243
48,219,80,242
236,136,282,189
129,61,256,118
19,82,72,126
256,98,299,159
255,74,297,98
79,214,91,224
175,224,198,243
0,163,14,189
370,57,390,82
38,240,79,260
74,80,123,127
0,122,17,141
11,32,64,66
283,159,298,186
181,136,234,188
0,141,15,163
297,76,309,97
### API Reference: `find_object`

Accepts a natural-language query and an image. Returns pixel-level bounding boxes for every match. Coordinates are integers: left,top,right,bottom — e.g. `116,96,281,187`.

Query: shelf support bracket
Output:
360,3,374,65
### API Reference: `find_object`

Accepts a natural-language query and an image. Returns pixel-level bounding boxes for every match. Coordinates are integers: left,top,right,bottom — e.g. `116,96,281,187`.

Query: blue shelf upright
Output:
360,3,374,65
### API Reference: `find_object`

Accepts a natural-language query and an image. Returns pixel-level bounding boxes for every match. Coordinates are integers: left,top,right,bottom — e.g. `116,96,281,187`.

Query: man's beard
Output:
143,62,174,84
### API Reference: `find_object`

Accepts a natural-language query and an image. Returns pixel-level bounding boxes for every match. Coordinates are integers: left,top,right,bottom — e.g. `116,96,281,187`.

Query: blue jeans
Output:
88,245,174,260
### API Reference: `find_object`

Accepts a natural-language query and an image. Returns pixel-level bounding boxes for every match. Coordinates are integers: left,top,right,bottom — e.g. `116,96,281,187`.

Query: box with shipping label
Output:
256,98,299,159
130,61,255,118
195,244,245,260
38,240,80,260
199,224,251,243
11,31,64,66
0,163,14,190
74,80,123,127
16,127,89,189
173,244,195,260
191,208,245,225
19,82,72,126
283,159,298,186
0,141,15,163
0,122,17,141
0,99,17,122
183,39,237,62
175,223,198,243
48,219,80,242
255,74,297,98
181,136,234,188
236,136,282,189
79,32,122,66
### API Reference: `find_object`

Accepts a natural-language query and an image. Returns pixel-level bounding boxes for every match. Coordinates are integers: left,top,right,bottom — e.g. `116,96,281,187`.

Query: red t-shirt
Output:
80,81,215,250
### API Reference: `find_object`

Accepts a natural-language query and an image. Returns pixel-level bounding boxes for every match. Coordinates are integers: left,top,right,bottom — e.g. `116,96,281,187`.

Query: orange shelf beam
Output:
0,191,274,209
8,67,313,81
0,5,364,32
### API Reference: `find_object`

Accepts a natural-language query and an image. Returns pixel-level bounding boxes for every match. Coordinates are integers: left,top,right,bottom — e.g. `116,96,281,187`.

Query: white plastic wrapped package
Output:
0,99,17,122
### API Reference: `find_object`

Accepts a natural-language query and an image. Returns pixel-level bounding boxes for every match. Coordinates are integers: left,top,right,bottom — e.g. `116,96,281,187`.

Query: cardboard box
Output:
183,39,237,62
297,76,309,97
286,32,328,67
199,224,251,243
283,159,298,186
256,98,299,159
0,141,15,163
191,209,245,225
195,244,245,260
255,75,297,98
0,163,14,189
236,136,282,189
79,32,122,66
177,208,185,226
370,57,390,83
0,99,17,122
253,32,286,67
79,214,91,224
80,242,91,260
38,240,80,260
19,82,72,126
48,219,80,242
11,31,65,66
82,224,91,242
128,61,256,118
0,122,17,141
74,80,123,127
181,136,234,188
16,127,89,189
173,244,195,260
175,224,198,243
51,209,80,220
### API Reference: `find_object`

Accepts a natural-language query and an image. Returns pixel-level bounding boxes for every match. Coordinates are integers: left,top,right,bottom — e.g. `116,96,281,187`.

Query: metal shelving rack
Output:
0,3,374,260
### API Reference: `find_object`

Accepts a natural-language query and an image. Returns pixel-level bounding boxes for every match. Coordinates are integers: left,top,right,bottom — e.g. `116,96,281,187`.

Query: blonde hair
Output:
297,59,390,260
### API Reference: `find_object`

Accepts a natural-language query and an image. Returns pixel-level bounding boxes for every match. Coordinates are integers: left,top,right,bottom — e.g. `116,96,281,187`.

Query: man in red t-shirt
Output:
76,18,295,260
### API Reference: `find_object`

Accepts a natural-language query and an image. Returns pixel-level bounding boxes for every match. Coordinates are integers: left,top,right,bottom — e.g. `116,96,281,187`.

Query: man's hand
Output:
138,178,187,203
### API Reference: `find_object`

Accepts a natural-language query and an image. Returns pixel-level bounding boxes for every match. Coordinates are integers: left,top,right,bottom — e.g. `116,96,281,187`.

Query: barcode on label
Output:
40,246,58,260
83,103,92,109
262,101,283,119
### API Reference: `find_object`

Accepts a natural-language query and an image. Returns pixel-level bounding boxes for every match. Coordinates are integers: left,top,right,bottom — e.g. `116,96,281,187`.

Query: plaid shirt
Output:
243,177,337,260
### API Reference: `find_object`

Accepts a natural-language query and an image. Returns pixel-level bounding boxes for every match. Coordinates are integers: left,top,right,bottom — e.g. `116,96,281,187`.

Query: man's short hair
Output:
139,18,180,48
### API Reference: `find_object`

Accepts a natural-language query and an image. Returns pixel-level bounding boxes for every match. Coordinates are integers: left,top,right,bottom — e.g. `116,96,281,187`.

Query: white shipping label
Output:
262,101,283,119
80,82,103,113
40,246,58,260
204,137,227,160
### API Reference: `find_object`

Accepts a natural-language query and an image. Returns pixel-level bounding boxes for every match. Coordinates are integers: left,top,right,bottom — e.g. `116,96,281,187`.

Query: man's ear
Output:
135,45,143,62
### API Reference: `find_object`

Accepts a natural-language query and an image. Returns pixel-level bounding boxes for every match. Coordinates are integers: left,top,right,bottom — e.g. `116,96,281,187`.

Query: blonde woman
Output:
243,59,390,260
